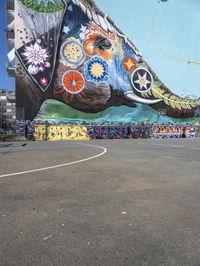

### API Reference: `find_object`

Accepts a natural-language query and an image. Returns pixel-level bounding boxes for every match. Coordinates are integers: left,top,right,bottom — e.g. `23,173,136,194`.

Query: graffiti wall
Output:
33,124,151,140
15,0,200,123
34,125,89,140
153,126,200,139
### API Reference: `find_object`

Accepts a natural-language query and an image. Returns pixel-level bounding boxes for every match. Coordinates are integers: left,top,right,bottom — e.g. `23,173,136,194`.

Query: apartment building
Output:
0,90,16,130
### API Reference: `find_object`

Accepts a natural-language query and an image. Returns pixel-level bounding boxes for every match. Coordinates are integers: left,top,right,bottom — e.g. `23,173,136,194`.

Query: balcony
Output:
7,8,14,24
7,38,14,51
7,20,14,31
6,30,14,39
7,58,15,77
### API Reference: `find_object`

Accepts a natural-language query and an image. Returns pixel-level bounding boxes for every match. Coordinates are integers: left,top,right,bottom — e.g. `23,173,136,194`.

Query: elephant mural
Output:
15,0,200,121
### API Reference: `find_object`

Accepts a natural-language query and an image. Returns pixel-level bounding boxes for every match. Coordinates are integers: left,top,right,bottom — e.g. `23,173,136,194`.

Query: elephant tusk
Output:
124,91,163,105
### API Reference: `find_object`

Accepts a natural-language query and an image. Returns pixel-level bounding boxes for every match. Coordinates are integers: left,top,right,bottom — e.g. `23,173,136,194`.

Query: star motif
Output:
134,72,151,90
123,57,137,72
131,68,153,92
62,26,70,35
79,24,90,40
40,77,49,87
80,25,88,33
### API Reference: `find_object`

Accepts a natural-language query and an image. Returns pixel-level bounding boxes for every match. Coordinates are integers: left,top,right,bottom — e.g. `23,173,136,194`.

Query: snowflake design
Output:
23,42,51,75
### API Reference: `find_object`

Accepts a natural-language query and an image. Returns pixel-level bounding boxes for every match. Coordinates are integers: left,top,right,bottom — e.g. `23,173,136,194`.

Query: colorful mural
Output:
33,124,151,140
34,125,89,140
153,126,200,139
15,0,200,122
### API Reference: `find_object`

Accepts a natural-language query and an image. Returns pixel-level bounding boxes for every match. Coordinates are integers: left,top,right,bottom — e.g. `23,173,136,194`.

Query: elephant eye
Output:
94,36,112,50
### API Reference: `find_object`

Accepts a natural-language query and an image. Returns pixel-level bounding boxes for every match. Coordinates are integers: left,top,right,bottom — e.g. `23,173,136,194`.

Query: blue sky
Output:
0,0,200,97
0,0,15,90
96,0,200,98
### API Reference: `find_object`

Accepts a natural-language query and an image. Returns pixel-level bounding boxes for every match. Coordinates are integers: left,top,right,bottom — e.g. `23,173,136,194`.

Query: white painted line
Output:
0,144,107,178
142,143,184,148
152,144,165,146
168,145,185,148
191,147,200,150
43,235,53,241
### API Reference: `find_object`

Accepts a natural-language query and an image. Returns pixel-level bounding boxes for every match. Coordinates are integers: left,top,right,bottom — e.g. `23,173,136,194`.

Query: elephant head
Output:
15,0,200,120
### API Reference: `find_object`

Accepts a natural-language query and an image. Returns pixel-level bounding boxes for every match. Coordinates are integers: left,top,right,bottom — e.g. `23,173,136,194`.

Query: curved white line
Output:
0,144,107,178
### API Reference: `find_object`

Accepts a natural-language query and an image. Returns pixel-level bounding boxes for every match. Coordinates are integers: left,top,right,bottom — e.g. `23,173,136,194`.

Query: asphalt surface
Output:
0,139,200,266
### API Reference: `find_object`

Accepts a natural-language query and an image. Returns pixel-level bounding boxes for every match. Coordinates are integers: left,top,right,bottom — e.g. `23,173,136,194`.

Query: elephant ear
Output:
15,0,67,92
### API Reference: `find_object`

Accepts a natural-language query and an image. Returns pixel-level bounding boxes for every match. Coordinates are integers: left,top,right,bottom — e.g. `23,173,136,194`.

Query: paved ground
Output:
0,139,200,266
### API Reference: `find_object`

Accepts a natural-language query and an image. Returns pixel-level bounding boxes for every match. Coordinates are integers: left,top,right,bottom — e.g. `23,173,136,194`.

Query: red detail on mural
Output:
89,22,116,41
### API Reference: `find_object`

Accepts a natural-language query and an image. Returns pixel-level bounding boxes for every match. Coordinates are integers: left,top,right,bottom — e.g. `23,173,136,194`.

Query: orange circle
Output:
123,57,137,72
83,39,96,56
62,71,85,94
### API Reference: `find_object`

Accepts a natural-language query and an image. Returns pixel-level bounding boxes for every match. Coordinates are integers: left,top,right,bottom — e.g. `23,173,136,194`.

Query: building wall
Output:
0,90,16,129
6,0,15,77
12,0,200,123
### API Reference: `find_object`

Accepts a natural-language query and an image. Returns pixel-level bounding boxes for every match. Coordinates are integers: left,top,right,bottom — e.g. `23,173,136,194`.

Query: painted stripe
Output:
151,143,165,146
168,145,185,148
0,144,107,178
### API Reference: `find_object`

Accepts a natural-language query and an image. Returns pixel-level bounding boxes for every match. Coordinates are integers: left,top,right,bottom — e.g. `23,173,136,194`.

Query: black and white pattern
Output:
131,67,153,93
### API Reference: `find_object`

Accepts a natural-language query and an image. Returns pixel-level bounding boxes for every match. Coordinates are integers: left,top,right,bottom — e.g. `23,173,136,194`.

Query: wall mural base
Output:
36,100,200,126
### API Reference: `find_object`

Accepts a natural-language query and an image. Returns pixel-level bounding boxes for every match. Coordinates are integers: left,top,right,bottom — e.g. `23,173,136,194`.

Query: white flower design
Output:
23,42,49,66
23,42,51,75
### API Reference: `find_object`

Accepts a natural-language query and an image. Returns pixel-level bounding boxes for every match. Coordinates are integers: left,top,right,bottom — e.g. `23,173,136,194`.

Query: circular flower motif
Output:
84,57,109,83
62,70,85,94
23,42,49,67
60,39,85,68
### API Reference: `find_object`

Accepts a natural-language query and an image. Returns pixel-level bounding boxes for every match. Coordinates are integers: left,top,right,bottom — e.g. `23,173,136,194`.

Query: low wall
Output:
33,125,151,141
34,125,89,141
153,126,200,138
